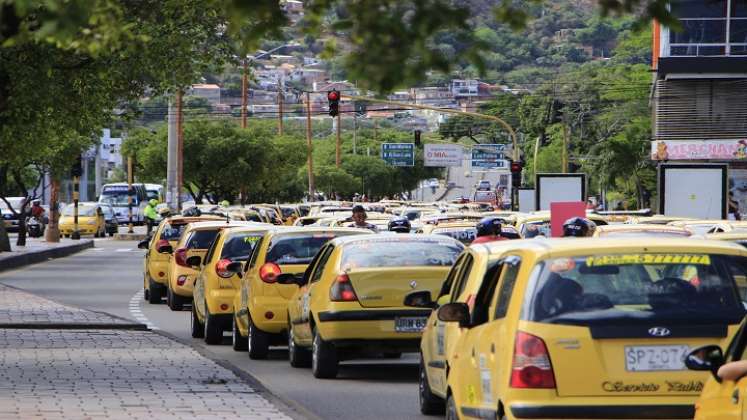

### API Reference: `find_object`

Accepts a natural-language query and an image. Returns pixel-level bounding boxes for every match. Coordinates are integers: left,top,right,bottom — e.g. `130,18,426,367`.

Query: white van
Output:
144,183,164,202
99,183,147,224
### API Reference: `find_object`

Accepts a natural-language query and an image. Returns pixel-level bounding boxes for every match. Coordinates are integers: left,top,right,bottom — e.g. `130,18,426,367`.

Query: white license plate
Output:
395,316,427,333
625,345,690,372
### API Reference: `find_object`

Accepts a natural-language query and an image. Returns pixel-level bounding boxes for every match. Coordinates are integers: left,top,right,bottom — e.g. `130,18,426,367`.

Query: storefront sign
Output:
424,144,463,167
650,140,747,161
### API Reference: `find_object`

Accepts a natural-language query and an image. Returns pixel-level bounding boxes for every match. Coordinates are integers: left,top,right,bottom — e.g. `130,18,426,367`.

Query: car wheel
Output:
203,307,223,345
232,317,248,351
143,288,149,301
147,279,162,304
166,288,183,311
247,318,270,360
445,393,459,420
190,304,204,338
108,231,115,237
311,328,338,379
419,355,445,415
288,323,311,368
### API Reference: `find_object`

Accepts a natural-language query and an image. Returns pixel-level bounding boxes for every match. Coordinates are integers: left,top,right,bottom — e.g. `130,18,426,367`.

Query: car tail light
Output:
510,331,556,389
215,258,234,279
330,273,358,302
176,275,188,286
156,239,169,250
259,262,281,283
174,248,189,267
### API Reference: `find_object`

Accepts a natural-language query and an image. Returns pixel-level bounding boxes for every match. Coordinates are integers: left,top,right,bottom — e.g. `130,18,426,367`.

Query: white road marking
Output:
115,248,134,252
129,290,158,330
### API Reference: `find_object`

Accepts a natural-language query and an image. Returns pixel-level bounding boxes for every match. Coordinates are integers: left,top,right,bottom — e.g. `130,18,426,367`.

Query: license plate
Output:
395,316,427,333
625,345,690,372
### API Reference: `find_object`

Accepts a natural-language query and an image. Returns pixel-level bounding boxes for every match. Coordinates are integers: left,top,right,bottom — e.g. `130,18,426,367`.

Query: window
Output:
311,246,335,283
246,237,264,271
494,256,521,319
185,230,220,250
669,0,747,56
221,233,264,261
437,254,468,299
450,254,474,303
339,239,462,269
470,261,504,326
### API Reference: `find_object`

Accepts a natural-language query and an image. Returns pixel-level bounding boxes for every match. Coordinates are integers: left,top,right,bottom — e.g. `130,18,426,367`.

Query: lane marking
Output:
129,290,158,330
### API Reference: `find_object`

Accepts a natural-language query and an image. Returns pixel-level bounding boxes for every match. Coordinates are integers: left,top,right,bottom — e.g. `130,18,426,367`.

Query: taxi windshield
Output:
159,223,186,241
62,205,97,217
340,239,463,269
266,233,355,264
523,253,747,326
221,233,264,261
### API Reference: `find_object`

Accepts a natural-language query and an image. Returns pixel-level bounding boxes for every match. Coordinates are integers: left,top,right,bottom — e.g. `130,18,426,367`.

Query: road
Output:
0,238,428,420
413,155,508,203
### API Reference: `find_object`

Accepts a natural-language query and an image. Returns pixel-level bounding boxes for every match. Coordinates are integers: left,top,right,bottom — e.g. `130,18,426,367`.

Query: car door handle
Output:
732,389,740,405
490,343,495,354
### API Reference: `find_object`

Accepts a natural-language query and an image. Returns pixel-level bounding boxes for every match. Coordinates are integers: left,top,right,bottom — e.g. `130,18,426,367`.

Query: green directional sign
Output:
381,143,415,167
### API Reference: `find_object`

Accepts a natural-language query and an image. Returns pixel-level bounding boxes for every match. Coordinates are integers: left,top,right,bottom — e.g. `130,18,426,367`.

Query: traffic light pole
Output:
305,92,316,201
71,176,80,240
336,114,341,168
127,156,134,234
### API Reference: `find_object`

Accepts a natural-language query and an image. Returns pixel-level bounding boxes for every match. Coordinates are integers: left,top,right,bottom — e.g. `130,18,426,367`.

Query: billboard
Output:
650,139,747,161
535,173,586,211
424,144,463,167
658,163,727,219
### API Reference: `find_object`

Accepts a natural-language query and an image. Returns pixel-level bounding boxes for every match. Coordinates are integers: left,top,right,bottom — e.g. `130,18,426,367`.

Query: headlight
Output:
87,220,97,225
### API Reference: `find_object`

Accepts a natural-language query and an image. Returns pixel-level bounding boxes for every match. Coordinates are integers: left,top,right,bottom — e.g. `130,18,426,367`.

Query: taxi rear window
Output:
184,229,220,250
340,239,463,269
160,223,186,241
522,253,747,326
221,233,264,261
266,232,356,264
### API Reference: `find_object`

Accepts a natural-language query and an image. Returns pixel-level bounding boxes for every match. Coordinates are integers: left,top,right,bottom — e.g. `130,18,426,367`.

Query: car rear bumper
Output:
316,309,431,343
509,404,694,419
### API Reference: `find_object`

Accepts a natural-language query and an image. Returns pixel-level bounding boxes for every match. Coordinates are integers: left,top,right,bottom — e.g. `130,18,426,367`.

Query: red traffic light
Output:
327,90,340,101
510,161,522,173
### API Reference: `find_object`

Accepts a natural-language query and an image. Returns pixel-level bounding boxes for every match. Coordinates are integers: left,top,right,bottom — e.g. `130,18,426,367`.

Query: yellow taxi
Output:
59,202,106,237
668,220,731,236
233,226,369,359
280,234,464,378
165,220,260,311
705,231,747,248
189,224,276,345
436,238,747,419
419,221,479,244
628,215,694,225
593,224,693,238
137,215,223,304
704,221,747,234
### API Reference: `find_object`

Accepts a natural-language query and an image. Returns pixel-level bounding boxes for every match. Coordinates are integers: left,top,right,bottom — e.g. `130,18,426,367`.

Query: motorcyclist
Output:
388,216,411,233
348,205,378,232
562,217,597,237
30,200,44,219
143,199,159,235
472,216,508,244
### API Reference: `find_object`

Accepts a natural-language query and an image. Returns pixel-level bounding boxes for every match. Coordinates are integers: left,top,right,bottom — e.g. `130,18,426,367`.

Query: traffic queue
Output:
136,200,747,420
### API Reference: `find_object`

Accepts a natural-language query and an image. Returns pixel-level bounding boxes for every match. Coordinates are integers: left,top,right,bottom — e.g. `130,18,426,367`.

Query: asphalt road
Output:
0,238,429,420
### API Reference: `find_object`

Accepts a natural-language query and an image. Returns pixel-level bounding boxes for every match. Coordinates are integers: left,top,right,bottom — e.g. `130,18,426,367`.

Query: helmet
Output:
476,216,504,237
32,199,41,205
158,207,172,217
562,217,597,237
220,200,230,207
388,216,411,233
149,199,158,207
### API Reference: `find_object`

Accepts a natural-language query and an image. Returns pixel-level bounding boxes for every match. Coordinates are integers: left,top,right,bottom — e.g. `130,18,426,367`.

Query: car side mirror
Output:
157,244,173,254
276,273,306,287
185,256,202,267
403,291,437,309
137,240,149,249
226,261,243,275
437,302,471,328
685,345,725,381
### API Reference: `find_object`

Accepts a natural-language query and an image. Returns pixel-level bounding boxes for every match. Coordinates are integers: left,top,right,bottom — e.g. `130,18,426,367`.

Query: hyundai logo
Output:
648,327,671,337
409,280,417,289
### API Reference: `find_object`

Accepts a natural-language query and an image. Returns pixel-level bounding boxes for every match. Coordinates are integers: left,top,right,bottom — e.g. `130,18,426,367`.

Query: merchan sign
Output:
424,144,463,167
381,143,415,167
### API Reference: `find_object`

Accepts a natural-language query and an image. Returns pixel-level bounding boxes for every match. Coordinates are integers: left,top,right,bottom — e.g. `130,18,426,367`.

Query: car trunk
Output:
521,321,731,397
346,267,450,308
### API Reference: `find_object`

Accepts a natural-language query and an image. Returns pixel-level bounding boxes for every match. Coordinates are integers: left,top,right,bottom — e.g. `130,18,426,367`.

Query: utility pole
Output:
166,98,178,210
241,59,248,129
353,113,357,155
176,90,184,211
305,92,316,201
336,113,341,167
71,175,80,240
278,76,284,136
127,156,134,234
562,124,570,173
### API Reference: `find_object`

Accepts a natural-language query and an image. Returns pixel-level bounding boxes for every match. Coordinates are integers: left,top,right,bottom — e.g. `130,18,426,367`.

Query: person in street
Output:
30,200,44,219
348,205,378,232
472,216,508,244
143,199,158,235
388,216,411,233
562,217,597,237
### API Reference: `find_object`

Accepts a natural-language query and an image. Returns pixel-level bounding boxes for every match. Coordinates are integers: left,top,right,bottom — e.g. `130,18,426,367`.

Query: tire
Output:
232,317,248,351
147,279,162,304
167,288,183,311
143,288,149,301
247,318,270,360
311,328,338,379
204,308,224,345
288,323,311,368
108,231,114,237
419,355,445,415
191,304,204,338
445,394,459,420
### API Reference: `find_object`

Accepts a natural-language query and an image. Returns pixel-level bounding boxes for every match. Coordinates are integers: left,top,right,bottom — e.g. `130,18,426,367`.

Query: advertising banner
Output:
424,144,463,167
650,140,747,161
550,201,586,238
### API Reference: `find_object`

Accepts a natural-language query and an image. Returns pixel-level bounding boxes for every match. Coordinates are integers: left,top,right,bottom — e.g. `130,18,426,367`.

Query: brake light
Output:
215,258,234,279
510,331,555,389
156,239,169,250
174,248,189,267
330,273,358,302
177,275,188,286
259,262,281,283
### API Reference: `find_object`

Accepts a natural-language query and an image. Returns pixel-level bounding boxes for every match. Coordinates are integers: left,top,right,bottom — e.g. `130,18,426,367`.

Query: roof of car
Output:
330,233,463,247
266,226,369,237
595,224,691,233
184,221,269,231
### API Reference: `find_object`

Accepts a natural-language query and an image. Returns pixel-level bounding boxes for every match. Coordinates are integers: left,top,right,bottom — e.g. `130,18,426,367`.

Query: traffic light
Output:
328,89,340,117
510,160,522,188
414,130,421,146
71,156,83,178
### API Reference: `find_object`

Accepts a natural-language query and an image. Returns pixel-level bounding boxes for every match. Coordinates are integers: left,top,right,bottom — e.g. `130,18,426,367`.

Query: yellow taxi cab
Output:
515,212,608,238
189,224,276,345
330,213,393,231
668,220,731,236
278,205,301,225
593,224,693,238
705,231,747,247
628,215,695,225
137,215,223,304
164,220,260,311
233,226,369,359
436,238,747,420
280,234,464,378
705,221,747,234
59,202,106,237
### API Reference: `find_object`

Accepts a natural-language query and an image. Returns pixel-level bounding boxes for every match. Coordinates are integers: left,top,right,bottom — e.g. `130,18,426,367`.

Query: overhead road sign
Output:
381,143,415,167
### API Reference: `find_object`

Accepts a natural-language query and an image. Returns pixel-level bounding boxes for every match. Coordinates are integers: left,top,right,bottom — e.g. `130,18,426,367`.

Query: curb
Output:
0,323,148,330
0,240,94,273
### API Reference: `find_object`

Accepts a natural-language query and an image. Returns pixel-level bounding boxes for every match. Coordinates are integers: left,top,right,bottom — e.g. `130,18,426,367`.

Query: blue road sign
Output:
471,144,508,170
381,143,415,167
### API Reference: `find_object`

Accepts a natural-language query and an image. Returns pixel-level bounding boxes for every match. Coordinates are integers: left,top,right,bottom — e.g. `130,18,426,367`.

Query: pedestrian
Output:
143,199,158,235
348,205,378,232
472,216,509,244
729,192,742,220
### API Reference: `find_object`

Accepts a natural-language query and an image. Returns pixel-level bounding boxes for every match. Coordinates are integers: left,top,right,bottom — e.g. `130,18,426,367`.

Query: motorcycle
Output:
26,216,45,238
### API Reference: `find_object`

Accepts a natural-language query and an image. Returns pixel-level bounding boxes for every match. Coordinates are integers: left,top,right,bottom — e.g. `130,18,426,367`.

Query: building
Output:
652,0,747,210
189,84,221,105
451,79,479,97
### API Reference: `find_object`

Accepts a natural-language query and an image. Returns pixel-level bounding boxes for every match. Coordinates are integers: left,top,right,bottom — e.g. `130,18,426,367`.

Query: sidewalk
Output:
0,237,93,273
0,285,295,419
